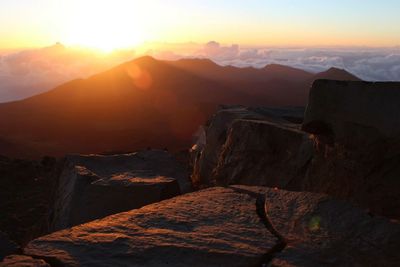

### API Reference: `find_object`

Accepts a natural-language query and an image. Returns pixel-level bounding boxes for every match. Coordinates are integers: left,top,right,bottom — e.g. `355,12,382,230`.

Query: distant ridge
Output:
0,56,362,157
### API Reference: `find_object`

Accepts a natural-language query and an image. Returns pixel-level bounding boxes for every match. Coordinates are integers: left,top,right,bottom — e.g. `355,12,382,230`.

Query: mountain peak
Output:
174,57,219,67
314,67,361,81
326,67,346,73
133,55,157,63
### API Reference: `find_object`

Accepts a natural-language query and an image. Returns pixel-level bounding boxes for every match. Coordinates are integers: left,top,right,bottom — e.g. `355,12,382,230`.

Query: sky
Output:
1,0,400,50
1,1,400,102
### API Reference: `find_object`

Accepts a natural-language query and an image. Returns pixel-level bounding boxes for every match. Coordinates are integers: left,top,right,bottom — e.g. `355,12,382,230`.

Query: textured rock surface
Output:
264,187,400,267
0,232,19,261
303,80,400,145
213,120,313,187
193,82,400,219
191,106,304,187
50,150,191,231
24,186,400,266
25,186,277,267
0,255,50,267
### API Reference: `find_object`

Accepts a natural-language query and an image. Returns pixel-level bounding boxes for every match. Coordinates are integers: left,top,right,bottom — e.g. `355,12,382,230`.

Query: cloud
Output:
1,42,399,102
198,46,400,81
200,41,240,60
146,42,400,82
0,43,135,102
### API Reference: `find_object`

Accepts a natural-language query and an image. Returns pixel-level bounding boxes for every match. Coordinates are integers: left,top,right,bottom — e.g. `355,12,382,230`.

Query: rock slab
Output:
25,186,400,266
50,150,191,231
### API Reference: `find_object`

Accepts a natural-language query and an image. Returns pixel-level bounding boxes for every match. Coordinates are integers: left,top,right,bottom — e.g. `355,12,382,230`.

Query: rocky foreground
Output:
193,80,400,219
1,80,400,266
20,186,400,266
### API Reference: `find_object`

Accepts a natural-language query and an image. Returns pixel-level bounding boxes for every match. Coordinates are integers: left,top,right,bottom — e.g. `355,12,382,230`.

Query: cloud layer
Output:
0,43,135,102
1,42,399,102
151,41,400,82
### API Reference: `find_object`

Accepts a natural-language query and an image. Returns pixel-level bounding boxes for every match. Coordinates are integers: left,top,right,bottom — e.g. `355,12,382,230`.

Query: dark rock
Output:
0,156,56,245
0,255,49,267
262,186,400,266
303,80,400,146
0,232,19,261
193,81,400,219
50,150,191,231
24,186,400,266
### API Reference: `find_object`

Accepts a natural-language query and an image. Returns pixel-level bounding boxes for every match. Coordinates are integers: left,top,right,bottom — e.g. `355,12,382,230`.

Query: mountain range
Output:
0,56,360,157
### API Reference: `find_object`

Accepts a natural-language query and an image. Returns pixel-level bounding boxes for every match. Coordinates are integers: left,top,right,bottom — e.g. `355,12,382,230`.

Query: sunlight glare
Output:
62,0,146,51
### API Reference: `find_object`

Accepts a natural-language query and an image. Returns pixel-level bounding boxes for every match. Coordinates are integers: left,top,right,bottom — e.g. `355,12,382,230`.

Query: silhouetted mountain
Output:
312,67,361,81
0,56,361,157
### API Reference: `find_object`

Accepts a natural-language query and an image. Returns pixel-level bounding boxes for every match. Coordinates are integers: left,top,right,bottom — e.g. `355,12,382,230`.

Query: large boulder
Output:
300,80,400,218
260,187,400,267
303,80,400,145
50,150,191,231
193,81,400,219
26,186,277,267
191,106,304,187
24,186,400,266
212,120,313,187
0,232,19,261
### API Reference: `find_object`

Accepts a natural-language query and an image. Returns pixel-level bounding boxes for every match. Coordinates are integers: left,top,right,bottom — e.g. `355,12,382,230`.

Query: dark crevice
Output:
28,254,65,267
227,186,288,267
255,194,287,266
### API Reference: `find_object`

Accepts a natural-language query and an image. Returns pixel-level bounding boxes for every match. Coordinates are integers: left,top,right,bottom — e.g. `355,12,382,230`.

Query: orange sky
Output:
1,0,399,51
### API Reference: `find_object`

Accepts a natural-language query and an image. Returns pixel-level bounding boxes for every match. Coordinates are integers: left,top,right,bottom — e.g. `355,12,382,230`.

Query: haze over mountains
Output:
0,56,360,158
1,42,398,102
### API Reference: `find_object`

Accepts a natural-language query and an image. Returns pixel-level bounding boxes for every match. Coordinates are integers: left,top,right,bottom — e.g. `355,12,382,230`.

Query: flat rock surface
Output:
50,150,191,231
26,186,275,267
259,187,400,266
25,186,400,267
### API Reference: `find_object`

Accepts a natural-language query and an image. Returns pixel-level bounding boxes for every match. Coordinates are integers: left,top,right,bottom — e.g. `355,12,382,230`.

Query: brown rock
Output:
50,150,191,231
191,106,304,187
213,120,313,187
0,255,49,267
25,186,276,267
24,186,400,266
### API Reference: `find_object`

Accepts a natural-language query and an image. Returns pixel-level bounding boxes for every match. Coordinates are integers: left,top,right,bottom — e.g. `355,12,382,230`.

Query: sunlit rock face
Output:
213,120,313,188
49,150,191,231
191,105,305,188
24,186,400,267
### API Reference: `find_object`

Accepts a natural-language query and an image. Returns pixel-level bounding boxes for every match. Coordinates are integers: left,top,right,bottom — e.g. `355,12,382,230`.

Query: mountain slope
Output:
312,67,361,81
0,56,361,157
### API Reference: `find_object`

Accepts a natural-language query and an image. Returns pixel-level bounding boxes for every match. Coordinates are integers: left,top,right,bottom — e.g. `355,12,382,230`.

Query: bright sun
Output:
62,0,146,51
